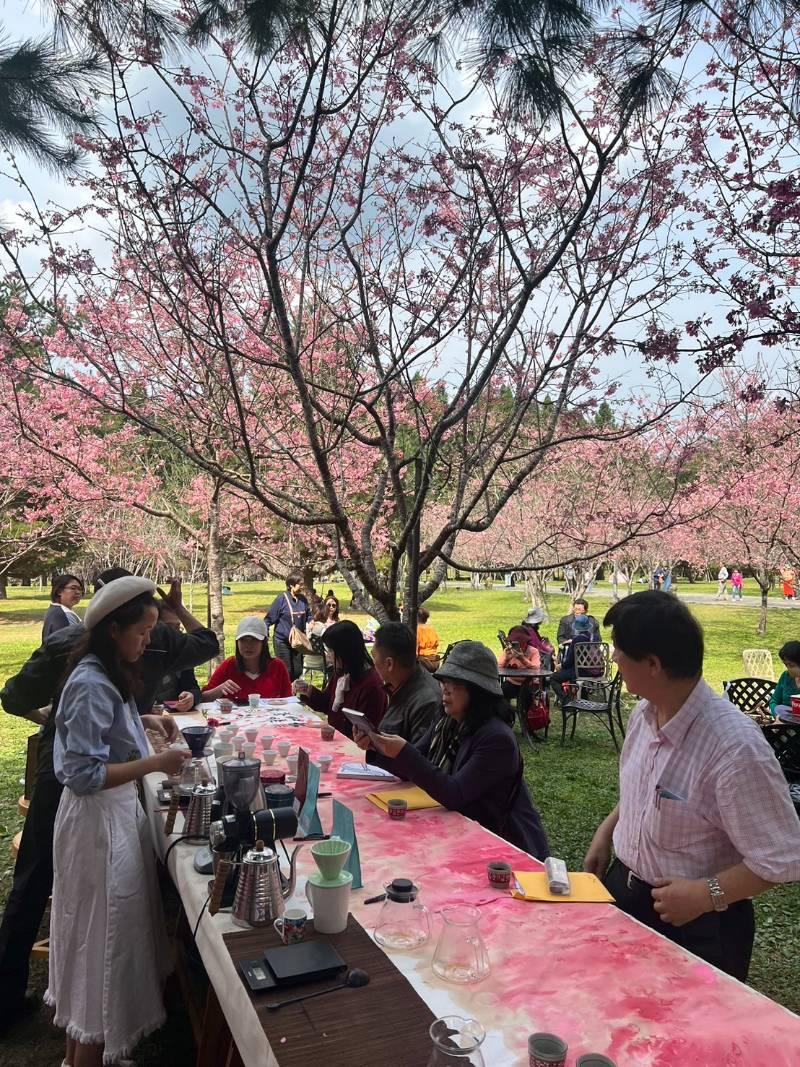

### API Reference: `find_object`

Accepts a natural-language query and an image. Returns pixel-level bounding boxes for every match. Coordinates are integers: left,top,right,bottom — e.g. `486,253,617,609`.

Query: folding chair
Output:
723,678,774,724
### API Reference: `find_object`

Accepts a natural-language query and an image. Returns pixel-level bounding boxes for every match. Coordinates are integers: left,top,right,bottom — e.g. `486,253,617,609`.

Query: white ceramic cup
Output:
219,729,233,743
231,736,245,752
287,754,299,774
306,876,352,934
262,750,277,766
277,740,291,758
261,735,275,750
244,726,259,742
317,755,333,773
247,696,260,712
242,742,258,760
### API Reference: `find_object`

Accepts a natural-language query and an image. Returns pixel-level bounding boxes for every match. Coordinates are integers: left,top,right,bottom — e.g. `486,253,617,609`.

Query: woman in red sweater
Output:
203,617,291,702
294,620,386,737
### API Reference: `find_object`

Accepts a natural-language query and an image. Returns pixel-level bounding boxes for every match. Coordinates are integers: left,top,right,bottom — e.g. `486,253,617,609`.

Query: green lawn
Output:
0,583,798,1063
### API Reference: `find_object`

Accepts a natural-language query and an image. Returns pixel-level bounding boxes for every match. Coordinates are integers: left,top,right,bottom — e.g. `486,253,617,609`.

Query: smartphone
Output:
342,708,380,738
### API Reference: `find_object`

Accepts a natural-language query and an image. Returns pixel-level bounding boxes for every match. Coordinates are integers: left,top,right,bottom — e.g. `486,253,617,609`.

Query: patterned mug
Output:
274,908,307,944
487,861,512,888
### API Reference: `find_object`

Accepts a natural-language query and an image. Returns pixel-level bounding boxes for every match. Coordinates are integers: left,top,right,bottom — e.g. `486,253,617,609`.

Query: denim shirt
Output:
54,654,150,795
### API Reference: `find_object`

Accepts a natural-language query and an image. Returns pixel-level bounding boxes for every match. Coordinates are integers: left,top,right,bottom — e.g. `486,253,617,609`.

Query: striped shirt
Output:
613,678,800,884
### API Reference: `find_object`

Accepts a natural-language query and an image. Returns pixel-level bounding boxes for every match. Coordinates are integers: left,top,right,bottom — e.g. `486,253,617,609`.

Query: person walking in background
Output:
781,568,796,601
42,574,85,642
714,565,729,600
769,641,800,721
731,569,743,601
416,606,440,672
584,592,800,982
264,571,312,681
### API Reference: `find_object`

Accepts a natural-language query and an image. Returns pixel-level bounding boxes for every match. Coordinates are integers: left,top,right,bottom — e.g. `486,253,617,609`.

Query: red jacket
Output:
203,657,291,701
301,668,387,738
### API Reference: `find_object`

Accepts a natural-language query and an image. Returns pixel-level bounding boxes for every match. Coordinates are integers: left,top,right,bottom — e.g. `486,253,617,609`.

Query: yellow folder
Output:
365,785,441,812
511,871,615,903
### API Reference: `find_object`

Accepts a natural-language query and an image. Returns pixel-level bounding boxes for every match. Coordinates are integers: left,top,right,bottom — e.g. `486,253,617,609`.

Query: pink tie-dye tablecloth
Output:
152,704,800,1066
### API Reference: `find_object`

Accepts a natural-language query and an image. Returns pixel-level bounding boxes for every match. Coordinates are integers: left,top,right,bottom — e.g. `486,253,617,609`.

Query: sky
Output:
0,0,783,411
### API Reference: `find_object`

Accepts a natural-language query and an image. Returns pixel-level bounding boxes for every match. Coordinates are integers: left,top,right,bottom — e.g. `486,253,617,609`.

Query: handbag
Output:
284,594,313,651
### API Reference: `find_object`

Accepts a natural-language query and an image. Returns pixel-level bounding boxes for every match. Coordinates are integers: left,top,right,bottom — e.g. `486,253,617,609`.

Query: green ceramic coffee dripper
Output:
311,836,351,882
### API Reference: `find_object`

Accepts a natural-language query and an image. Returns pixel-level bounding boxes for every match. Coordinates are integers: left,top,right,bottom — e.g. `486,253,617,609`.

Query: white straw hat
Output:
236,617,268,641
83,576,157,630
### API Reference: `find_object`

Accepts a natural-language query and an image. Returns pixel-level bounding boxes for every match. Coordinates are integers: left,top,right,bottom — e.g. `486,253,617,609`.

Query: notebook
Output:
365,785,440,812
337,762,399,781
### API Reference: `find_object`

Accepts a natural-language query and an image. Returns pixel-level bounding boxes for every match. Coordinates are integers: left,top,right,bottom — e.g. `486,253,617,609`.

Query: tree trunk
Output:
0,574,7,599
21,576,31,587
302,564,315,598
207,488,225,659
759,571,772,635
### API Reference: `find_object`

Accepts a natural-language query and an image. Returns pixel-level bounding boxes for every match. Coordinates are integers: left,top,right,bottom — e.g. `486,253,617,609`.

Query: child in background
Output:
770,641,800,720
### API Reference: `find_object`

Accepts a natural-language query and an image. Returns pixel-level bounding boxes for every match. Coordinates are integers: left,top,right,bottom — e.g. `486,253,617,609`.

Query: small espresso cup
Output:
244,726,259,741
318,754,333,773
487,861,512,888
321,724,335,741
277,740,291,758
287,754,299,775
528,1033,568,1067
274,908,307,944
387,798,408,820
262,750,277,767
575,1056,618,1067
261,734,275,750
248,695,260,712
218,699,233,716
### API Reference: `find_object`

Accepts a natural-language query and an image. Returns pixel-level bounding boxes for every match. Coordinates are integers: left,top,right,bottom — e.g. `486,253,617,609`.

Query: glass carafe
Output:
431,904,490,983
374,878,430,950
427,1016,486,1067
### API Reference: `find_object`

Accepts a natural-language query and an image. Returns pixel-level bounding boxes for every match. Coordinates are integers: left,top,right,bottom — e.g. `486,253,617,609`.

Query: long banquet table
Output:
144,699,800,1067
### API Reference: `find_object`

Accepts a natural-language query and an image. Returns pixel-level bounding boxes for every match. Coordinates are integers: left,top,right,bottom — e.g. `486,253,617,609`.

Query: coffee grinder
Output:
204,753,302,908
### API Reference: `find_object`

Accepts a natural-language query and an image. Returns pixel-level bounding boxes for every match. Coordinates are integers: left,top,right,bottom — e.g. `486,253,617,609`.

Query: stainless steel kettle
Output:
231,839,306,927
184,780,216,838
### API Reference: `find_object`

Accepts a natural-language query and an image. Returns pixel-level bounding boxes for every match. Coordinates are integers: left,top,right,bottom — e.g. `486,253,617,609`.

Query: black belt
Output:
615,859,654,893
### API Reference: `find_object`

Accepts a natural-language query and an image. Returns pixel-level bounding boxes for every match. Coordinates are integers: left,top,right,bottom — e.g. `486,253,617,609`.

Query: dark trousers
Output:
274,636,304,682
0,774,63,1013
604,858,755,982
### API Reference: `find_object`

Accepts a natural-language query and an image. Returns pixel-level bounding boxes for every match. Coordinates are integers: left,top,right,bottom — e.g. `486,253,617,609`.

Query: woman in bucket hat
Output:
354,640,549,858
45,577,189,1067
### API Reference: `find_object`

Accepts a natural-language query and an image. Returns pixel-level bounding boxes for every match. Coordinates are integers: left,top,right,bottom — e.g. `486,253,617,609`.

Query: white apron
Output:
45,781,169,1063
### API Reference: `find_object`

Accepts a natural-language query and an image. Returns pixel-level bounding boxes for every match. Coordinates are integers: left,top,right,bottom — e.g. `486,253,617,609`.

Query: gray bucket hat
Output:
524,607,545,625
434,640,502,696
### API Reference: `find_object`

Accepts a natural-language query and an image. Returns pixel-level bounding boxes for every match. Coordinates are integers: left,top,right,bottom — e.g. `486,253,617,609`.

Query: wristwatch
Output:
707,877,728,912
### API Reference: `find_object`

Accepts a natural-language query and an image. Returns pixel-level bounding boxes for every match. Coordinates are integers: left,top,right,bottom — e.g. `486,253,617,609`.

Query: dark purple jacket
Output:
374,714,549,860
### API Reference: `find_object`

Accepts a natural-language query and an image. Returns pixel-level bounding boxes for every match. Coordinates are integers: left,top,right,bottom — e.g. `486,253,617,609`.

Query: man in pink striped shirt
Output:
585,591,800,981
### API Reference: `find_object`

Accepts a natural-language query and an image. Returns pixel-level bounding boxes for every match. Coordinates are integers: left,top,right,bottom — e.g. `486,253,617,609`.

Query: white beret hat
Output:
83,576,157,630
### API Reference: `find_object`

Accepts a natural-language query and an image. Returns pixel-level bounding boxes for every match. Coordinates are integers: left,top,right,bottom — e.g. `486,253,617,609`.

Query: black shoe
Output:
0,993,40,1036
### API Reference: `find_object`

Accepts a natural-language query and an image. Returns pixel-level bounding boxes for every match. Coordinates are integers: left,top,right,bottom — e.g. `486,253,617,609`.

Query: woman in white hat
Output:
44,577,187,1067
202,616,291,702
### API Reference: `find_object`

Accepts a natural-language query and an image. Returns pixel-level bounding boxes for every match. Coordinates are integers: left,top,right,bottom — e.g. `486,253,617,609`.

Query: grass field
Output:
0,582,798,1064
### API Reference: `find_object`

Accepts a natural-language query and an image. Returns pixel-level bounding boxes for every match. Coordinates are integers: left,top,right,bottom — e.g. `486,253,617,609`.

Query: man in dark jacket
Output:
371,623,441,745
556,597,601,645
0,570,219,1034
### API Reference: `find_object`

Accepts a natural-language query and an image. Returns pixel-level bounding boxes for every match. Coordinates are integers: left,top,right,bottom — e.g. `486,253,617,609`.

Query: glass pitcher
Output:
431,904,491,983
427,1016,486,1067
374,878,431,950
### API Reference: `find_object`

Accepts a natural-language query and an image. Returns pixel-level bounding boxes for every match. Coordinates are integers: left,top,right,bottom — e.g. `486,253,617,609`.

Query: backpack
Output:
525,689,551,733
